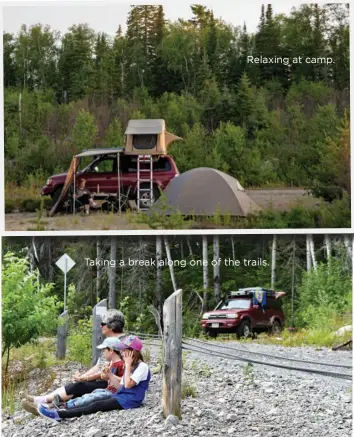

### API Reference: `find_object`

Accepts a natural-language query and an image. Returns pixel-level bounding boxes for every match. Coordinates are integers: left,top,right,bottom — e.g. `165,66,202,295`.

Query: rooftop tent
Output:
149,167,261,216
124,119,182,155
48,148,125,216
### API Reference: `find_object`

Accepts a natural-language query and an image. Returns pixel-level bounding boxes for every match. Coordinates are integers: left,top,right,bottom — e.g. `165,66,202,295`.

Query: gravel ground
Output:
2,343,352,437
5,189,317,231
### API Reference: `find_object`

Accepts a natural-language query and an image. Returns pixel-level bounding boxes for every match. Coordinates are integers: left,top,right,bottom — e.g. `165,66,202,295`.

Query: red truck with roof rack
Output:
201,288,285,338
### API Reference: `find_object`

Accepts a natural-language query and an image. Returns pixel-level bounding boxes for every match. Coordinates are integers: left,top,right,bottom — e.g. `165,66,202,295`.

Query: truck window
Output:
265,298,282,310
153,157,171,172
120,156,171,172
218,299,251,310
92,157,116,173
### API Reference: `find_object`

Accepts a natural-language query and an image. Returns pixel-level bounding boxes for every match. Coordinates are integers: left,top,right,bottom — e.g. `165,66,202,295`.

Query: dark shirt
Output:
75,186,91,198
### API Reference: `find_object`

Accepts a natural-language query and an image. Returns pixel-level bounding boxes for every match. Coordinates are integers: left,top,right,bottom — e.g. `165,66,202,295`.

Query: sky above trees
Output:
3,1,295,35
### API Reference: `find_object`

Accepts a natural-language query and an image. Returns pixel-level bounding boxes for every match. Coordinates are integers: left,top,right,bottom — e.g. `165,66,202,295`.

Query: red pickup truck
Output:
40,152,179,208
201,288,285,338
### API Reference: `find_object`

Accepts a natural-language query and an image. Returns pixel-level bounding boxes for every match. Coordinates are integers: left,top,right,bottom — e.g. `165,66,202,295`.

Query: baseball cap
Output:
116,335,143,351
97,337,122,352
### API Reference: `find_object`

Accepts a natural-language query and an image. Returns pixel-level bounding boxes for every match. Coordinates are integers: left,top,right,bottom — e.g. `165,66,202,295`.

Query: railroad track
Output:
134,332,352,380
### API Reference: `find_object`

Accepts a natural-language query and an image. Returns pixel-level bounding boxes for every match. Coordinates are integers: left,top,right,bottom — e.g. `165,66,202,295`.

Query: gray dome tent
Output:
150,167,261,216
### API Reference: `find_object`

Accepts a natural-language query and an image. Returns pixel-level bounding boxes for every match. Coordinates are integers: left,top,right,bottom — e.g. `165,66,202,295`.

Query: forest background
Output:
3,234,352,361
3,4,351,226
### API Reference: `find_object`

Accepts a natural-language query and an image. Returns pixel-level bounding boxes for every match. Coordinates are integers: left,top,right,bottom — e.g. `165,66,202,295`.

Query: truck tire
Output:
237,320,252,339
271,320,282,335
138,185,161,209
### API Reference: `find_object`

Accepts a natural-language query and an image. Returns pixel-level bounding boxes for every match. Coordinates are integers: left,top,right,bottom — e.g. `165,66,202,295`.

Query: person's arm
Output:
73,363,101,381
108,373,122,389
73,188,82,199
123,351,136,388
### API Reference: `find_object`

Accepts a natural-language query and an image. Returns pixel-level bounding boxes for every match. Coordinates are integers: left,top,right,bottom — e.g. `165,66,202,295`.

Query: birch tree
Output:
96,237,102,300
202,235,208,312
271,234,277,288
324,234,331,267
343,235,352,261
309,235,318,271
231,237,235,262
156,235,163,318
108,236,117,309
164,236,177,291
306,235,312,271
213,235,220,302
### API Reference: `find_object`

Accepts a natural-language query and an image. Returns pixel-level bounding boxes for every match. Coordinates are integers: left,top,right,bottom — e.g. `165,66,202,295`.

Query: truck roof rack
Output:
228,288,276,298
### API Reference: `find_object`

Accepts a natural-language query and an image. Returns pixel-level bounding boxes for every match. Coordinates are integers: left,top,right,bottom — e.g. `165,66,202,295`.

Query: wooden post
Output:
163,289,182,419
56,311,69,359
92,299,107,366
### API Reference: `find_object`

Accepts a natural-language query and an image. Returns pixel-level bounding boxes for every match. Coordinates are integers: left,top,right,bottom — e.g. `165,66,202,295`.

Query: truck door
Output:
83,157,117,194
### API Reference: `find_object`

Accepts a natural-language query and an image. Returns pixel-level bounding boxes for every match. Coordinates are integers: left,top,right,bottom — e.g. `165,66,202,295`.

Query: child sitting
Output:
57,337,124,409
36,335,150,422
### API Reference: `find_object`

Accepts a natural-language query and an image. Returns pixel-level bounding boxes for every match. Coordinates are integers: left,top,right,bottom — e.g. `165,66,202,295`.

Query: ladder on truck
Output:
137,155,154,211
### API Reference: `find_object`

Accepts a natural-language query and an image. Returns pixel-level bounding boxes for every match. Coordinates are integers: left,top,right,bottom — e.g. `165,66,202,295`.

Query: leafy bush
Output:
296,257,352,329
67,318,92,366
16,197,52,212
5,199,16,213
2,253,59,372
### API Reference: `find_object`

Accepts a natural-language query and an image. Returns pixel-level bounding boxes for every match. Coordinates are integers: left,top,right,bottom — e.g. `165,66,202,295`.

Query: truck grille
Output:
208,314,228,319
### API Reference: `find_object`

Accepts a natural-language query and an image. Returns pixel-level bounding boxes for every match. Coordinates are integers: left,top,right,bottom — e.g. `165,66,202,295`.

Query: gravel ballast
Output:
2,342,352,437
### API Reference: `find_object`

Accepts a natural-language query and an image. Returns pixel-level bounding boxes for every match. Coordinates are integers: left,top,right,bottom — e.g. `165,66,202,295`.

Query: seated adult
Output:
37,335,150,422
74,178,97,215
22,310,125,408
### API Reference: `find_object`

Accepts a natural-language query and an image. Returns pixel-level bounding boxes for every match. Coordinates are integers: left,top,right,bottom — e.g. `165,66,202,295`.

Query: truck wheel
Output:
271,320,282,336
207,331,218,338
138,186,161,209
237,320,252,339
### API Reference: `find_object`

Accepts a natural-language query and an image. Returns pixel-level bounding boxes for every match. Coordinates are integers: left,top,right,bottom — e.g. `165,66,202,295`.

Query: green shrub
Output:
2,253,59,372
67,318,92,366
181,381,197,399
19,198,41,212
18,197,51,212
5,199,16,213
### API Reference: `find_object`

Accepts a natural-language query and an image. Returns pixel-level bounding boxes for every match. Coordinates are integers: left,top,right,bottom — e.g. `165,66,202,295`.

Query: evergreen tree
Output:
3,33,16,88
112,27,128,97
149,5,171,96
206,12,218,75
58,24,95,102
94,33,115,104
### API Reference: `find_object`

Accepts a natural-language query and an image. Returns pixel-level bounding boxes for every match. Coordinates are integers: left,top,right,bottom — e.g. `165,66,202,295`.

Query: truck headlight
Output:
202,313,210,320
46,178,52,185
226,313,238,319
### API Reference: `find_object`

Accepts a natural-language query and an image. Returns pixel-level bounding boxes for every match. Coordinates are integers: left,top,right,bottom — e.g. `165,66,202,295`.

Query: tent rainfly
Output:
124,119,182,155
149,167,261,216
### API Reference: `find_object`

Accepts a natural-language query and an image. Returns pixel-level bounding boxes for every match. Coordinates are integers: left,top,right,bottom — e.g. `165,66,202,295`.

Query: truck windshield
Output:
218,299,250,310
